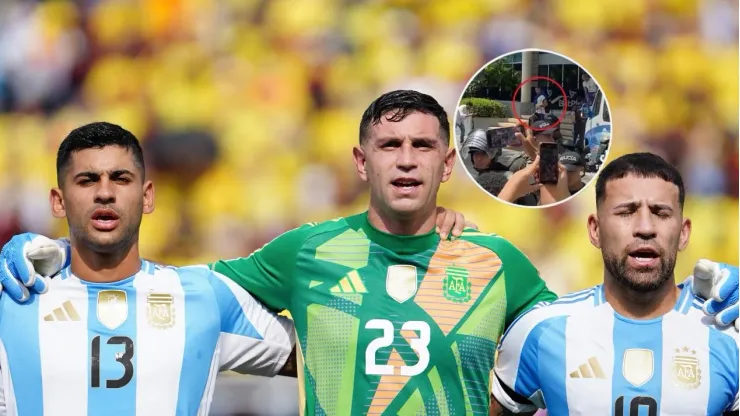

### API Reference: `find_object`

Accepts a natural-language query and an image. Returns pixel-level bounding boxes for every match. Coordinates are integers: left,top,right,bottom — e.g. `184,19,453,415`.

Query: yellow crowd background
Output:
0,0,736,298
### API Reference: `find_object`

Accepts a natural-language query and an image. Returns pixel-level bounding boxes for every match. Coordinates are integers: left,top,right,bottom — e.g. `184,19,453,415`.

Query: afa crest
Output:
672,346,701,389
147,292,175,329
443,266,471,303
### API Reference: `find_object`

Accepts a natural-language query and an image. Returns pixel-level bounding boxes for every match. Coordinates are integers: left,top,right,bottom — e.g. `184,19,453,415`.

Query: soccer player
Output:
3,91,559,415
490,153,739,416
0,123,297,415
1,92,737,415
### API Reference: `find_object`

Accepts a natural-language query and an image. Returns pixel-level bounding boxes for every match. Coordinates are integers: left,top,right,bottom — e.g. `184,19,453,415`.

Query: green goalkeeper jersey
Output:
210,212,556,415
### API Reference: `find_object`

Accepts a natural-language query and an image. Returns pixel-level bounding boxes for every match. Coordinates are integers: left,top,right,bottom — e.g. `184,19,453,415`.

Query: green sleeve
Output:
208,223,313,312
495,238,557,328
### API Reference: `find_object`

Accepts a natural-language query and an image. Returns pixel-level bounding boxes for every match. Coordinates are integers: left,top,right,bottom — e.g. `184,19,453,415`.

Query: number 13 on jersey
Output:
364,319,431,376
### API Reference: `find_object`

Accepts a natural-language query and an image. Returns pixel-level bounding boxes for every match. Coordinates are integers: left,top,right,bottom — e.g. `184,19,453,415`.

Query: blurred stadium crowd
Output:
0,1,737,413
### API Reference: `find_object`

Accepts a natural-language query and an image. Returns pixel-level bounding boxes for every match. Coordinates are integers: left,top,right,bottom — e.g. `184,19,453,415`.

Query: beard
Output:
602,244,677,293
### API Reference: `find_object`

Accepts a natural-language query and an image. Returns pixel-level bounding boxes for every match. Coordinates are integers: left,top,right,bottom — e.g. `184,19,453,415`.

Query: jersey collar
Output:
349,212,439,254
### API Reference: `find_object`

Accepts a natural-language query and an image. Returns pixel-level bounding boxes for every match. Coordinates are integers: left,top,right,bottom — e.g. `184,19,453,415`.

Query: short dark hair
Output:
56,122,145,187
595,152,685,208
358,90,450,145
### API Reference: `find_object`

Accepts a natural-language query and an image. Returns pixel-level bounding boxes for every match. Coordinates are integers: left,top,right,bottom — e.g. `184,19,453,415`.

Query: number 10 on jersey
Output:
365,319,431,376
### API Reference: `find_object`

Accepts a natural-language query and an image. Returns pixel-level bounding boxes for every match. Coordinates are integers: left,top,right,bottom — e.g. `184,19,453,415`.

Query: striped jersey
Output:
210,212,557,415
0,260,295,416
492,284,740,416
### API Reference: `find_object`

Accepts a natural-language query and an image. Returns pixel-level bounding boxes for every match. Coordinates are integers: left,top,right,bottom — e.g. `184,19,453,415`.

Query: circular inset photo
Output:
455,48,611,208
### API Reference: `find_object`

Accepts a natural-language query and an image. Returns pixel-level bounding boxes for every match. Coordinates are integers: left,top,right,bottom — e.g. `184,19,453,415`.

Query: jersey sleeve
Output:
491,308,554,413
207,269,296,377
208,223,314,311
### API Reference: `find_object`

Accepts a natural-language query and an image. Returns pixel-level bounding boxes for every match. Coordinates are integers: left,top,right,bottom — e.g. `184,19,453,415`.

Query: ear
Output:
678,216,691,251
587,213,601,249
143,180,155,215
352,145,368,182
50,188,65,219
441,146,456,183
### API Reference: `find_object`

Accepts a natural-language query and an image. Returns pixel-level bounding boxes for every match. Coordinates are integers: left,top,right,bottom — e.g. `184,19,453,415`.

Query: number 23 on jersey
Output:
364,319,430,376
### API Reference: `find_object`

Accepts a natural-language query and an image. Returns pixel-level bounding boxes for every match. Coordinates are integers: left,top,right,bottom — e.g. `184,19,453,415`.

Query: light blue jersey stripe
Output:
612,315,663,416
0,294,43,415
512,320,547,398
86,277,138,416
175,267,221,413
707,328,739,415
209,274,263,338
674,285,690,313
540,316,568,415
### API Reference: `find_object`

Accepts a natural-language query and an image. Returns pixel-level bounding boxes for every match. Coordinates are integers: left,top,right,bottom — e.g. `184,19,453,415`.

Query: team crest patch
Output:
386,265,418,303
672,346,701,389
97,290,128,330
443,266,471,303
622,349,654,387
147,292,175,329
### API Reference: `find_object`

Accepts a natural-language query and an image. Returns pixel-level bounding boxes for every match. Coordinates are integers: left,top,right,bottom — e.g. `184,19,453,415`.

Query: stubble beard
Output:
602,246,677,293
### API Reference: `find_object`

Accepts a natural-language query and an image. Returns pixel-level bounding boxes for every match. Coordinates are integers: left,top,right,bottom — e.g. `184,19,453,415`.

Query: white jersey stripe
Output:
0,341,17,416
39,278,89,416
564,303,614,415
134,267,185,414
659,311,710,415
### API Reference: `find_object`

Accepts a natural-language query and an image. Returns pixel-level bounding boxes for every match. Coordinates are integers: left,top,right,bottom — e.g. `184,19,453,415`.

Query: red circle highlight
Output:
511,76,568,132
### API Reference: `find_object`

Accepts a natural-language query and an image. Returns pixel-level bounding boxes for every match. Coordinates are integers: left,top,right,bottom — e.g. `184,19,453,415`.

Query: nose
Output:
94,178,116,205
633,206,657,240
396,142,417,172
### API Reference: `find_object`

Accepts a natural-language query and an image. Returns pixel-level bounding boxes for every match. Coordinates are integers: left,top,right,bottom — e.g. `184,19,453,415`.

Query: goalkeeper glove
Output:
0,233,67,302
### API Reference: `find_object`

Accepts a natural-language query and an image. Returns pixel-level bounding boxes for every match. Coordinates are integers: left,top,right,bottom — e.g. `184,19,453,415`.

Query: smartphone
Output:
538,142,559,185
486,126,519,148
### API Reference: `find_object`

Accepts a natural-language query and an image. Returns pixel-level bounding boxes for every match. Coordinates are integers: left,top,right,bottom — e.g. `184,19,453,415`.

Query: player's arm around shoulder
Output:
207,222,318,312
193,266,297,378
491,305,563,415
458,231,557,327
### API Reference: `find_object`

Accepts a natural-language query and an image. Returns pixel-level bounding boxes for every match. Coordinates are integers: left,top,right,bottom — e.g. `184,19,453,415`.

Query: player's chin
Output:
386,197,427,215
621,270,668,292
86,229,128,252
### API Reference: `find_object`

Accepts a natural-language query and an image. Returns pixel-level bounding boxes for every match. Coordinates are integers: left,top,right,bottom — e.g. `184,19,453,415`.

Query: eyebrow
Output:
613,201,674,211
73,169,136,180
376,136,441,144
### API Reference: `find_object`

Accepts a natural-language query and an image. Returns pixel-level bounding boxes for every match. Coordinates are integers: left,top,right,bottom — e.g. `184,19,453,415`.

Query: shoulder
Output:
682,294,739,347
273,216,357,248
500,286,601,345
457,231,531,263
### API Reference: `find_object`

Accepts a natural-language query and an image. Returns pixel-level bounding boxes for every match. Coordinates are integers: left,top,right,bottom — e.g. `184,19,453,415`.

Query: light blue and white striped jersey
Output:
0,260,295,416
492,284,739,416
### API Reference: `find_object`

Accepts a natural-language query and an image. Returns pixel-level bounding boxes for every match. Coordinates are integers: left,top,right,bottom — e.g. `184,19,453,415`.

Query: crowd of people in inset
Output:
461,112,610,207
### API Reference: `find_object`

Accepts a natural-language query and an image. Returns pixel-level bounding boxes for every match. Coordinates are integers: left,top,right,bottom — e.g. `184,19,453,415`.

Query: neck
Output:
367,202,436,236
569,180,584,192
70,237,142,283
603,274,679,320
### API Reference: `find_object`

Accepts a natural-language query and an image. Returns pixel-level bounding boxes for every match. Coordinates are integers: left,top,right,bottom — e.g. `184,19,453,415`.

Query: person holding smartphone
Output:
497,119,573,206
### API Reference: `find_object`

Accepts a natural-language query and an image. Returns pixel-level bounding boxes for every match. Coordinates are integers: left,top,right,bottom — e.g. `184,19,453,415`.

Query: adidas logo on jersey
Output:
330,270,367,294
43,300,80,322
569,356,606,379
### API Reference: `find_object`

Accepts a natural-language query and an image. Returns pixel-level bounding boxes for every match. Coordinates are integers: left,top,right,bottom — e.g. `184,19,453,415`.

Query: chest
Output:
293,247,507,374
0,281,221,386
538,318,734,416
